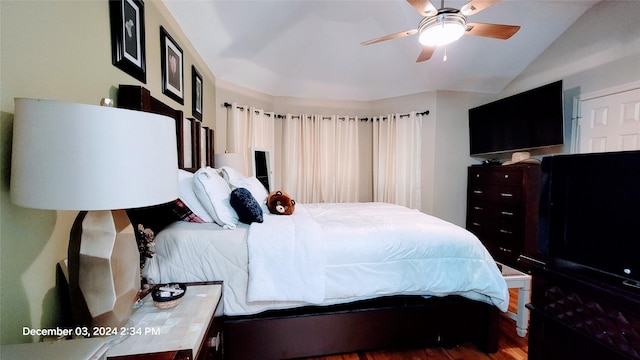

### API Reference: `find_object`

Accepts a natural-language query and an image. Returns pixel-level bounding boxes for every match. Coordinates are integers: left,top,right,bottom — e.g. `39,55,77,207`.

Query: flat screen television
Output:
469,80,565,156
538,150,640,289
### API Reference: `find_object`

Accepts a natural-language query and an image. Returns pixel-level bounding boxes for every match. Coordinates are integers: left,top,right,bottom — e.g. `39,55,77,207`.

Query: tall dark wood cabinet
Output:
465,163,541,269
521,257,640,360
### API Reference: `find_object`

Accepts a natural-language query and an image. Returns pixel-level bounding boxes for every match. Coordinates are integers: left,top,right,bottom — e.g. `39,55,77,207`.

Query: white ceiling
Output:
163,0,599,101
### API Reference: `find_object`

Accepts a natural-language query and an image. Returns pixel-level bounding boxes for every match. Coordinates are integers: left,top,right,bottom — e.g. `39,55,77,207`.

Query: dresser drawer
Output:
467,211,522,236
469,185,522,204
468,167,523,186
467,202,521,223
492,222,523,243
466,216,486,236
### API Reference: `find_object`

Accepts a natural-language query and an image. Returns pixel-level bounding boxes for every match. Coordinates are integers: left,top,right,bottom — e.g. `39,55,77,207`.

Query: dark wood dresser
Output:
522,256,640,360
466,163,541,269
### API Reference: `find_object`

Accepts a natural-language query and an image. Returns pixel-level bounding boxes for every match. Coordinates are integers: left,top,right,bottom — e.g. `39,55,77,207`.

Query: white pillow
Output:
229,176,269,211
193,167,239,229
177,169,213,223
219,166,245,183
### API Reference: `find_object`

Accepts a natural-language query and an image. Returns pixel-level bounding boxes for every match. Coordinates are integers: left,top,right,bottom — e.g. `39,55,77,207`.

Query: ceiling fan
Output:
361,0,521,62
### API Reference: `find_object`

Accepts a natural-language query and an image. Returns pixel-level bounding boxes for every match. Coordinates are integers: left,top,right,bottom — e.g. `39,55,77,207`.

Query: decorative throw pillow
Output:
126,198,205,268
219,166,245,183
230,188,264,224
229,176,269,211
178,169,213,223
192,167,239,229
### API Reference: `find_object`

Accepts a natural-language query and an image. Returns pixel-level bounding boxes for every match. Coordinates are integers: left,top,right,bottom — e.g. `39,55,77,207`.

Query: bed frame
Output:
117,84,500,359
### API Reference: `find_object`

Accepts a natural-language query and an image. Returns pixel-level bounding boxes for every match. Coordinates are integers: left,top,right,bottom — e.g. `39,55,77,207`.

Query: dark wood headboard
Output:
117,85,214,172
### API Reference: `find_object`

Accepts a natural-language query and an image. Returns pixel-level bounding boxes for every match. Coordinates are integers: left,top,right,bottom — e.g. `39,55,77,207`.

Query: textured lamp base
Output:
69,210,139,329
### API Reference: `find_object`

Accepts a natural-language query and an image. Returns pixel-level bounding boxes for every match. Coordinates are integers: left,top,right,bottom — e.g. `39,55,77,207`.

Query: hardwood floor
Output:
305,289,528,360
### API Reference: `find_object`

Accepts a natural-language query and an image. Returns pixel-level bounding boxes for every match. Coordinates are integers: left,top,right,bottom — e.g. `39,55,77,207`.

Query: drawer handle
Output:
474,206,483,211
499,247,513,253
472,222,481,227
473,190,483,194
499,229,513,235
504,174,509,179
501,211,514,216
500,192,513,197
623,280,640,290
207,332,221,351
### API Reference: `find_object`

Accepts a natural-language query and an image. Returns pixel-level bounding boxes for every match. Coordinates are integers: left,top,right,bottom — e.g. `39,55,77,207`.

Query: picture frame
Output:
109,0,146,83
177,117,197,171
192,66,203,120
199,124,207,168
207,128,215,167
160,26,184,104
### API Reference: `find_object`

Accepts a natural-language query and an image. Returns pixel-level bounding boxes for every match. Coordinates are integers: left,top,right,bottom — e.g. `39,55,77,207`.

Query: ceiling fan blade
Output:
416,46,435,62
407,0,438,17
361,29,418,46
460,0,501,16
465,22,520,40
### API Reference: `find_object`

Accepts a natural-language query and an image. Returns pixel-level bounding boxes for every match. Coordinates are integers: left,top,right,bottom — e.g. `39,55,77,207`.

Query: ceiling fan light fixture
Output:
418,12,466,47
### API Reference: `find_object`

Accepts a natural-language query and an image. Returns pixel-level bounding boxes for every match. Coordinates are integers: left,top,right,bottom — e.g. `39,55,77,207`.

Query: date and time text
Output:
22,326,161,338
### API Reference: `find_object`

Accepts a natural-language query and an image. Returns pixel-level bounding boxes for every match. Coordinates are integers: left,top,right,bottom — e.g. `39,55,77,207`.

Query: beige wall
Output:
503,1,640,98
502,0,640,156
0,0,217,344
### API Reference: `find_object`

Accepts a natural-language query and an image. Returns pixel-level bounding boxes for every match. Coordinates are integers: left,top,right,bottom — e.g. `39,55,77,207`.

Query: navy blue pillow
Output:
230,188,264,224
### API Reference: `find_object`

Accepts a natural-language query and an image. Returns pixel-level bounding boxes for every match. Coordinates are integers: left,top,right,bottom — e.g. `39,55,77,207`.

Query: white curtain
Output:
281,114,360,203
372,112,423,210
227,103,275,176
226,104,423,207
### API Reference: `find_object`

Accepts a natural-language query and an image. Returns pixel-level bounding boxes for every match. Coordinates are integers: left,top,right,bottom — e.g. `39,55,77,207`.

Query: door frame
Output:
571,80,640,153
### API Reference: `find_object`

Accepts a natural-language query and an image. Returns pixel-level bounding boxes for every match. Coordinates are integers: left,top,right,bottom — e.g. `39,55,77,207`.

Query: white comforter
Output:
145,202,509,315
247,205,325,303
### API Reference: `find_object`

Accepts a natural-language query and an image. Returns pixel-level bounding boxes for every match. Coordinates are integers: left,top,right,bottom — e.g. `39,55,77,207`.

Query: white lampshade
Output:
10,98,179,210
215,152,245,175
418,13,466,47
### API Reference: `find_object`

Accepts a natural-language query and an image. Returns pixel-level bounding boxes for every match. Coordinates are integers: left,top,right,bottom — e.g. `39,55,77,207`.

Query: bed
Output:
118,85,508,359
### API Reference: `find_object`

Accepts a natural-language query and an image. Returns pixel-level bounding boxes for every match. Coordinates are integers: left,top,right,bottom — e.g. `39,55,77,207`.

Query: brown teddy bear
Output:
267,190,296,215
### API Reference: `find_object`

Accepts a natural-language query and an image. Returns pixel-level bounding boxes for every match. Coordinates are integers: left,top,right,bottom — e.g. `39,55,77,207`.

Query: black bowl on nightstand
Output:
151,283,187,309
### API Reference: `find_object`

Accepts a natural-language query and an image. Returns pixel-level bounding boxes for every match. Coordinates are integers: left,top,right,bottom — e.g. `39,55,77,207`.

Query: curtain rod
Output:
359,110,430,122
223,102,429,121
223,102,278,118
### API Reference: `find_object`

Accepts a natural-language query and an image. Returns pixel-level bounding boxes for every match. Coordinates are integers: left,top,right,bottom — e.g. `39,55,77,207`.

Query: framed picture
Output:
192,66,203,120
176,117,197,171
199,125,209,168
109,0,146,83
207,128,215,167
160,26,184,104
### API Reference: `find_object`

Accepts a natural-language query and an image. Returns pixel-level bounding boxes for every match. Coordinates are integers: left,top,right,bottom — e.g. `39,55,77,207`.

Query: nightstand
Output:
106,282,223,360
1,338,108,359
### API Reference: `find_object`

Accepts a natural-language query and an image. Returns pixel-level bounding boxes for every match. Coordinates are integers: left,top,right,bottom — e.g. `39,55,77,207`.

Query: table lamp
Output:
10,98,179,329
214,152,245,174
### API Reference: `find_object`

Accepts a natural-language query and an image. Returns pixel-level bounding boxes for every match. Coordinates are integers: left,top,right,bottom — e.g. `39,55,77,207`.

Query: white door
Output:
578,87,640,153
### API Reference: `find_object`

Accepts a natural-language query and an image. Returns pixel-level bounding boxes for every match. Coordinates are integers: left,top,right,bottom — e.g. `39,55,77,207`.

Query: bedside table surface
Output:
2,338,108,360
106,283,221,358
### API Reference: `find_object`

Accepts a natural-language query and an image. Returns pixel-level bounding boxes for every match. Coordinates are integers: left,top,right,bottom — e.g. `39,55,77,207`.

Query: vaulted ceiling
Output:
163,0,599,101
